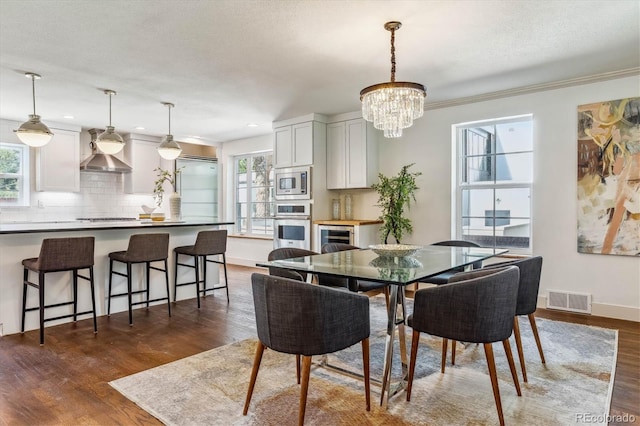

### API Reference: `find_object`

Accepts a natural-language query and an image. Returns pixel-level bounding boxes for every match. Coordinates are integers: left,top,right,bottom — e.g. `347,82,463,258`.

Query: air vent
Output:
547,290,592,314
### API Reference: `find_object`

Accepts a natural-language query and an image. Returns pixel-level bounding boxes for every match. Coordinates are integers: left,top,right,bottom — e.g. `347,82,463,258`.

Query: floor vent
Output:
547,290,592,314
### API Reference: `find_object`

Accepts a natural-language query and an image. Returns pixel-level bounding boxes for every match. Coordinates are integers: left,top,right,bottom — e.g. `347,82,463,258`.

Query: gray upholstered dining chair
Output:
267,247,317,282
407,266,521,426
320,243,390,305
243,273,371,426
480,256,545,382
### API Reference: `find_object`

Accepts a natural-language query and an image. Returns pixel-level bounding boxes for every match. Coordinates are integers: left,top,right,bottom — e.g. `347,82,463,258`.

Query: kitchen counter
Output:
312,219,383,226
0,220,234,234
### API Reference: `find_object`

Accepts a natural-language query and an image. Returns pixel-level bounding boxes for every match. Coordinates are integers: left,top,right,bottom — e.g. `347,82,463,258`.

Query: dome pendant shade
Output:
157,134,182,160
157,102,182,160
96,89,125,154
96,126,125,154
16,114,53,147
360,21,426,138
14,72,54,147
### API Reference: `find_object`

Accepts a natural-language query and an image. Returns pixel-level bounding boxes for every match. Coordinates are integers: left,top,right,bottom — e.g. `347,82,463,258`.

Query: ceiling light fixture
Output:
157,102,182,160
360,21,426,138
96,90,125,154
14,72,54,147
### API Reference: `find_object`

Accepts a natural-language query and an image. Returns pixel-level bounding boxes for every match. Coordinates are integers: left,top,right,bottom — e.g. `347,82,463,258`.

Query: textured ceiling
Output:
0,0,638,143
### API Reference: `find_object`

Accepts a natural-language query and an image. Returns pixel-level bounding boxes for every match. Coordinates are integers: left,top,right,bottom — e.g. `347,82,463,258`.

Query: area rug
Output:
110,298,618,425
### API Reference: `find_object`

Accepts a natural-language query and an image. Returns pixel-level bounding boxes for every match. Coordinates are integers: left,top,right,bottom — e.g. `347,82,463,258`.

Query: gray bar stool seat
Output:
21,236,97,345
173,229,229,308
107,233,171,325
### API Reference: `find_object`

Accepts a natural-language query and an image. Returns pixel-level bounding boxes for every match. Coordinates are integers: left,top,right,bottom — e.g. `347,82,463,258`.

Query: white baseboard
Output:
537,296,640,322
227,257,266,269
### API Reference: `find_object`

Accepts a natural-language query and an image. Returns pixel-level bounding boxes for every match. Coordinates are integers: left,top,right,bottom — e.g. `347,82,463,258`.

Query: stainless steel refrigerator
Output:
175,157,219,221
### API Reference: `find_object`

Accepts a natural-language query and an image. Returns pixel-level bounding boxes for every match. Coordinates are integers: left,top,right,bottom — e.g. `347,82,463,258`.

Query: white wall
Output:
218,134,274,267
354,75,640,321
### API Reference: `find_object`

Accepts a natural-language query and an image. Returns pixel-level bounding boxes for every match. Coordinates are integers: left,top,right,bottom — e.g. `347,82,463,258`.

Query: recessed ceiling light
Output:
247,123,258,128
63,115,74,119
135,126,145,130
189,135,201,139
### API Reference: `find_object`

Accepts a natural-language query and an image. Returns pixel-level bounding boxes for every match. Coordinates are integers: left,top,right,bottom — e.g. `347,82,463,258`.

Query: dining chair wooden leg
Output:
503,338,522,396
407,330,420,401
513,316,528,382
296,354,301,384
383,287,390,310
243,342,265,416
451,340,457,365
441,338,448,373
362,338,371,411
528,313,546,364
299,355,313,426
483,343,505,426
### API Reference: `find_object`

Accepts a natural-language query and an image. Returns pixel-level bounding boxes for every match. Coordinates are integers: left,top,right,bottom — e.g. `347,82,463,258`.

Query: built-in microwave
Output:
275,166,310,200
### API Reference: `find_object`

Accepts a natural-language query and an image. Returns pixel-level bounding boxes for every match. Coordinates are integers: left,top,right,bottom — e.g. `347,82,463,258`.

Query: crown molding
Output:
424,68,640,111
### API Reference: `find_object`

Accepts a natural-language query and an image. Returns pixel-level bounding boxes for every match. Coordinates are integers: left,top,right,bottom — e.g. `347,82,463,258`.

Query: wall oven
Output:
273,202,311,250
275,166,310,200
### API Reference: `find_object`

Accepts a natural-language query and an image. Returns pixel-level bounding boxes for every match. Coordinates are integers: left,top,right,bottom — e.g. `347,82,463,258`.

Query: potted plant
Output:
153,166,183,208
371,163,422,244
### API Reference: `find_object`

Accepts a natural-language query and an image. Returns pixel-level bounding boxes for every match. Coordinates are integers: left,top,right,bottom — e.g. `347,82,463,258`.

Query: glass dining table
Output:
257,244,508,406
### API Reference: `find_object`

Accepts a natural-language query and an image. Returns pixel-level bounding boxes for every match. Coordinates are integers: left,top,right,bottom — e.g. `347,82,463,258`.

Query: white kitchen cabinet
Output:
36,128,81,192
123,134,164,194
274,121,313,168
326,118,378,189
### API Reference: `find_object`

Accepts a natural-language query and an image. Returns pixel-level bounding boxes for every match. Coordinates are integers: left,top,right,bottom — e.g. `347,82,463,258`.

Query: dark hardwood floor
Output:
1,265,638,425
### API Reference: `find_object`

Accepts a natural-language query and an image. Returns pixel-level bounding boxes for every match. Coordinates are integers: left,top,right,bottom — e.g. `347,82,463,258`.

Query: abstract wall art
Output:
577,97,640,256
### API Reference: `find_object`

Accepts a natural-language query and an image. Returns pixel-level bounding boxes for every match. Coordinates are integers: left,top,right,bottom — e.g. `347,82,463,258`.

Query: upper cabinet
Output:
36,127,81,192
326,118,378,189
274,121,314,168
123,134,166,194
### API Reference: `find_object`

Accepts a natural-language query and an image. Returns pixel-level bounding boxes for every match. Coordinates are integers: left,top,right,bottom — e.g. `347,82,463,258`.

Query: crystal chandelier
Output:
15,72,54,147
157,102,182,160
360,21,426,138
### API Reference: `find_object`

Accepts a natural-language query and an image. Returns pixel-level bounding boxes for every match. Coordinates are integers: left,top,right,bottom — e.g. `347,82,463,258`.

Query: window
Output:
455,115,533,251
0,142,29,207
234,152,274,236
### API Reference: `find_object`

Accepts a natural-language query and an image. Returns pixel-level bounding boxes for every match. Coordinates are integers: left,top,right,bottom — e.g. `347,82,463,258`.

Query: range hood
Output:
80,129,132,173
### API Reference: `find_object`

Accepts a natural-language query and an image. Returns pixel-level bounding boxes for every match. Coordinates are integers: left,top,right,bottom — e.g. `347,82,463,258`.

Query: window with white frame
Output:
235,152,274,236
455,115,533,251
0,142,30,207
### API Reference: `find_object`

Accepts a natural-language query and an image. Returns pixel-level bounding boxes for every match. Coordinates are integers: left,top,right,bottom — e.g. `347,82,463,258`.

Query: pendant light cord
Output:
168,104,171,134
108,92,112,126
31,74,37,115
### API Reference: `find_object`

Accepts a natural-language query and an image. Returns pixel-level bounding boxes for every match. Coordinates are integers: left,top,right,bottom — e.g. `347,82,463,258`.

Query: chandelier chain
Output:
390,28,396,83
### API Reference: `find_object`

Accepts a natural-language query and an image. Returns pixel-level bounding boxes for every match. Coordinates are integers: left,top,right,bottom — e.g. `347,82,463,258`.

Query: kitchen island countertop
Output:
0,220,234,234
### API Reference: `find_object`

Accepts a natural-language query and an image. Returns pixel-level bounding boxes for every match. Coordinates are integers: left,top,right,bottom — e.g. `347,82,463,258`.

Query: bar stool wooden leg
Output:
89,266,97,334
72,269,78,321
21,268,28,333
127,263,133,326
146,262,151,309
173,253,179,302
107,259,114,316
194,256,201,309
38,271,45,345
164,259,171,317
222,253,229,303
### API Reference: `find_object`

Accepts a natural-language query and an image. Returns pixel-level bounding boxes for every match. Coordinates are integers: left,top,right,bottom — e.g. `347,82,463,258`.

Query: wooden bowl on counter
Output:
150,213,165,222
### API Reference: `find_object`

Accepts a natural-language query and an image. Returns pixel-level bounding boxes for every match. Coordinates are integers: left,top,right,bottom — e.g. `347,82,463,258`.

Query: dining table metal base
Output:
380,284,409,406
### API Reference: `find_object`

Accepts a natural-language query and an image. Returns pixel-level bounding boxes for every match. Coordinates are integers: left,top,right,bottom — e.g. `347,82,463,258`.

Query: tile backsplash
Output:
0,171,160,222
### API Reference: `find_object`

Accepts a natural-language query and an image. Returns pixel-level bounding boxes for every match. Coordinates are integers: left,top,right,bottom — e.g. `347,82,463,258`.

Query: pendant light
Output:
360,21,426,138
14,72,54,147
157,102,182,160
96,89,125,154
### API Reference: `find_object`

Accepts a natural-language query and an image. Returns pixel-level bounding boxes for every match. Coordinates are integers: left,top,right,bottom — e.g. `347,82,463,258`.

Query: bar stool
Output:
174,229,229,308
107,233,171,325
21,236,97,345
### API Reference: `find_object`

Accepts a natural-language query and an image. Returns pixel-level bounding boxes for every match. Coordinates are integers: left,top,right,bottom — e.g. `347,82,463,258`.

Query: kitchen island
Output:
0,220,233,337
